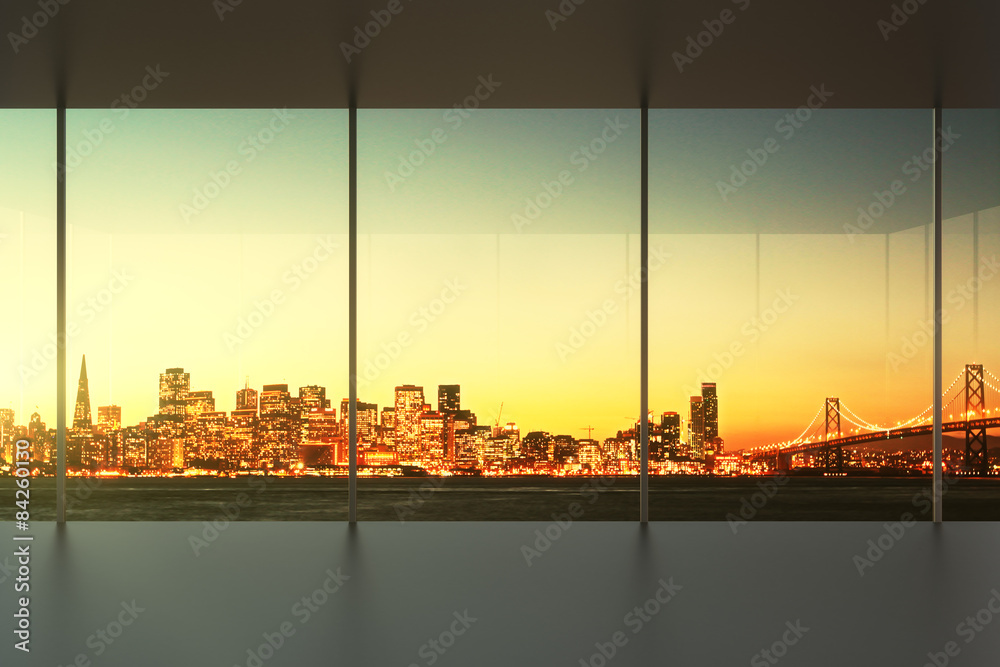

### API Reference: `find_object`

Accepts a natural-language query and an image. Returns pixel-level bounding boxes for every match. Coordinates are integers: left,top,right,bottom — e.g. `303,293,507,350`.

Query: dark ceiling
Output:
0,0,997,109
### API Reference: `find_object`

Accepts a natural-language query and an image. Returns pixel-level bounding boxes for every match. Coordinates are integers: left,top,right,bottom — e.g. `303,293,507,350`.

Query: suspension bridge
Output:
747,364,1000,475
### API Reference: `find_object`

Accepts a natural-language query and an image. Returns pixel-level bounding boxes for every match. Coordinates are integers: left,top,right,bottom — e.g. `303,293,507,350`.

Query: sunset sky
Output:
1,108,997,450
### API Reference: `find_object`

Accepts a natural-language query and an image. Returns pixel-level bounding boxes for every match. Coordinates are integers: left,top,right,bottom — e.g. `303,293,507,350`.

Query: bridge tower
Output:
822,398,844,472
964,364,989,475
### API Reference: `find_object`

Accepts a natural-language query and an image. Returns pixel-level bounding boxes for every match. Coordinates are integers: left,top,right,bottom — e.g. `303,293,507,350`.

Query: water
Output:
2,476,998,521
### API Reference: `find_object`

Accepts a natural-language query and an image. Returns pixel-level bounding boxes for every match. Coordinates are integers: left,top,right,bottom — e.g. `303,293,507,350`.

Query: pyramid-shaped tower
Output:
72,355,92,432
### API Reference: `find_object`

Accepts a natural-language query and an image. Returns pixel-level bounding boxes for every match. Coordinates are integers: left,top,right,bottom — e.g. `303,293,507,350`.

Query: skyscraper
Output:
97,405,122,433
184,391,215,463
702,383,718,442
357,401,378,444
158,368,190,467
438,384,460,414
68,356,96,468
689,396,705,460
394,385,424,463
260,384,297,468
0,408,14,464
236,379,258,412
159,368,190,417
299,385,329,412
73,355,93,431
27,412,49,462
299,386,329,445
653,412,680,461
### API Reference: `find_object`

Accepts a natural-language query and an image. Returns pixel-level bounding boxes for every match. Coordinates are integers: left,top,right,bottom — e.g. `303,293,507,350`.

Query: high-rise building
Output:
652,412,680,461
521,431,551,463
299,386,329,444
394,385,424,463
357,401,378,444
146,414,183,471
302,408,340,466
438,384,460,414
184,391,215,462
702,383,718,442
73,355,93,431
260,384,297,468
27,412,50,462
236,380,258,412
159,368,190,417
689,396,705,460
0,408,14,463
97,405,122,433
338,399,377,444
120,425,150,469
299,385,329,412
380,407,396,447
230,407,259,467
68,356,96,468
194,412,229,461
419,411,446,462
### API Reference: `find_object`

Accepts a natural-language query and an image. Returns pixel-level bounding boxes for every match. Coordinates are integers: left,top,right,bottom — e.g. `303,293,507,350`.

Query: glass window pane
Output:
359,109,639,520
942,109,1000,518
650,109,934,520
0,110,56,520
66,109,348,520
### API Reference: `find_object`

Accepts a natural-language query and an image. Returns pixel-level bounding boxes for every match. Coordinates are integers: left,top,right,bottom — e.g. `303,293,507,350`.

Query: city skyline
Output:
3,354,998,479
2,109,998,451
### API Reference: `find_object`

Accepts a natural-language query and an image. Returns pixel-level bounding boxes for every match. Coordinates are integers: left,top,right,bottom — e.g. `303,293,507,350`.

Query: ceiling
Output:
0,0,998,109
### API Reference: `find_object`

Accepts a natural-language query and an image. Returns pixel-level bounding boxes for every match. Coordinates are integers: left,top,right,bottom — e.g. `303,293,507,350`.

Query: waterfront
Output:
3,475,999,521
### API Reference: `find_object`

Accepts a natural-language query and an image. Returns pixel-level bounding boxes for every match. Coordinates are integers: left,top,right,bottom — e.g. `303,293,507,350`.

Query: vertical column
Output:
56,104,66,523
640,102,649,523
56,105,66,523
933,105,943,522
348,103,358,523
973,211,979,358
